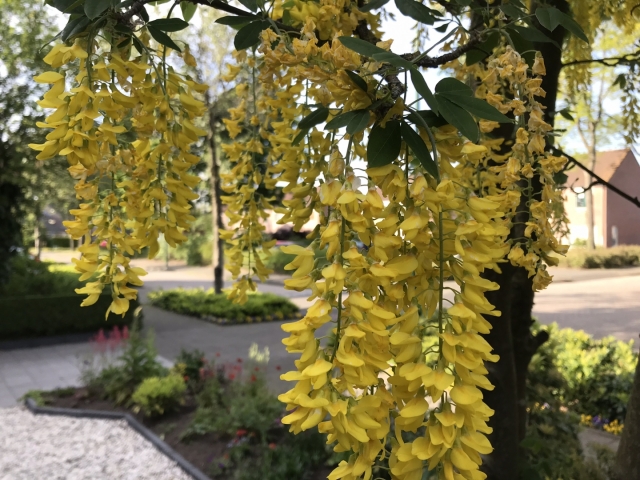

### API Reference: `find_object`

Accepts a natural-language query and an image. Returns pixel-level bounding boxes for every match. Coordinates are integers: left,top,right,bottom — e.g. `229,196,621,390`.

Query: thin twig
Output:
552,147,640,209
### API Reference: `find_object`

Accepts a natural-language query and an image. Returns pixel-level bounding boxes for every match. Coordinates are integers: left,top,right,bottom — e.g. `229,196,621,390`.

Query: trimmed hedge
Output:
0,294,138,340
148,288,300,324
559,245,640,268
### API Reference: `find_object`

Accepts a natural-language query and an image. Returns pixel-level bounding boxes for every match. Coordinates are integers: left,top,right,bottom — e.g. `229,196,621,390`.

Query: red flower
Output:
184,375,189,382
254,367,260,372
122,326,129,340
216,353,221,357
237,358,243,363
236,429,247,437
268,443,277,450
229,373,235,380
275,365,281,371
250,374,257,382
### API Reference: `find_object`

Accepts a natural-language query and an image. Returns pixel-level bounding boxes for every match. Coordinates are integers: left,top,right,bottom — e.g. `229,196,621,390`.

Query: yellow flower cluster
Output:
216,4,569,478
30,34,206,316
466,47,569,291
220,51,277,303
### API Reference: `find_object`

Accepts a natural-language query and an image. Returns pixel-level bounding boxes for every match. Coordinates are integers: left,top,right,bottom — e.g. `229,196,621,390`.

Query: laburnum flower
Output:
31,31,207,317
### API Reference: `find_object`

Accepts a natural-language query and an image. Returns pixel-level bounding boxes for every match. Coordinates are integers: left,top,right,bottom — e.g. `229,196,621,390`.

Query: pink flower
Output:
122,326,129,340
91,329,108,354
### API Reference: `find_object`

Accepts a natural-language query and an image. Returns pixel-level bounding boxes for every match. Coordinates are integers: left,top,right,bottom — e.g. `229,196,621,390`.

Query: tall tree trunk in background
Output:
206,95,224,294
480,1,567,476
585,132,597,249
616,350,640,478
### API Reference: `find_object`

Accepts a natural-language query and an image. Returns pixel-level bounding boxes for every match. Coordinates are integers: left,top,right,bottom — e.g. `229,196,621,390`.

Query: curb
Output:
24,397,210,480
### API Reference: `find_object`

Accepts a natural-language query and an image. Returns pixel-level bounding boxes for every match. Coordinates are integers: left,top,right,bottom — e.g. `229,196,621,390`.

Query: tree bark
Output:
615,349,640,478
585,133,597,249
482,264,520,479
207,96,225,294
480,2,567,477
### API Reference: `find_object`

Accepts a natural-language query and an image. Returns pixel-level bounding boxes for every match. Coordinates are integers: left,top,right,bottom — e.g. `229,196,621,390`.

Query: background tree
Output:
0,0,75,276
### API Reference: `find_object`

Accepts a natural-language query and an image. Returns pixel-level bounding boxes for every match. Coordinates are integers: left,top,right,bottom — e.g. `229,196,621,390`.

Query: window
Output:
576,192,586,208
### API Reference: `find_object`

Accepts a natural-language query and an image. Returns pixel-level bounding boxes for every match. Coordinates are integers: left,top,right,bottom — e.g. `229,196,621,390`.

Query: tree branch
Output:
561,50,640,68
553,147,640,209
401,30,482,68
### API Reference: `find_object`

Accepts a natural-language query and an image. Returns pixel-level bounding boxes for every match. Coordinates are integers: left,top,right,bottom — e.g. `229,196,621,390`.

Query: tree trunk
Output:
616,349,640,478
480,2,567,477
483,264,520,479
585,138,597,249
207,96,225,294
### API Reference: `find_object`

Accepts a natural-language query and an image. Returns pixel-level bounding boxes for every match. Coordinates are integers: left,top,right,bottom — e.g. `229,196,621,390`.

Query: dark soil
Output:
43,388,333,480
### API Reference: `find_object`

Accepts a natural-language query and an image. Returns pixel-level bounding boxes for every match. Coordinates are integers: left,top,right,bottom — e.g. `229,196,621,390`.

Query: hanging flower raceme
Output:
30,31,207,317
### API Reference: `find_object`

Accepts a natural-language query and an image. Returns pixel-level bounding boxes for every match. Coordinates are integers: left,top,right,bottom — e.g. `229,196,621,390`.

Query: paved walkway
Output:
1,260,638,411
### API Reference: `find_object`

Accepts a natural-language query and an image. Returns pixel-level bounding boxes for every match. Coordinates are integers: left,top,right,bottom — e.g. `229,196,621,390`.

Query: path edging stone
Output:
24,397,210,480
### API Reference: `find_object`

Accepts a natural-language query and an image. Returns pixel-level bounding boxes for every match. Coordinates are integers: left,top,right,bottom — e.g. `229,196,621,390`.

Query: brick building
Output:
564,149,640,247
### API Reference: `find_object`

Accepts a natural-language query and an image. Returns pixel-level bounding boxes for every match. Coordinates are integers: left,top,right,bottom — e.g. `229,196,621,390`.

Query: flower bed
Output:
26,327,336,480
147,288,301,325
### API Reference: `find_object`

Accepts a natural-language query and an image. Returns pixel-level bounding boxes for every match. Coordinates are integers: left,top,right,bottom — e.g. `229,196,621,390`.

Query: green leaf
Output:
345,70,368,92
61,16,90,42
435,77,473,97
148,26,182,52
410,69,439,115
558,108,574,121
181,2,198,22
292,129,308,146
367,121,402,167
500,4,524,19
237,0,259,12
436,97,479,143
139,6,149,22
325,110,362,130
234,20,270,50
216,15,256,27
359,0,390,12
507,29,536,65
465,31,500,65
536,6,588,43
434,23,449,33
48,0,84,14
346,110,371,135
400,122,438,179
84,0,110,19
553,171,568,185
406,110,447,129
506,25,558,47
147,18,190,32
372,51,415,69
394,0,437,25
443,96,512,123
338,36,388,58
61,0,84,13
298,107,329,130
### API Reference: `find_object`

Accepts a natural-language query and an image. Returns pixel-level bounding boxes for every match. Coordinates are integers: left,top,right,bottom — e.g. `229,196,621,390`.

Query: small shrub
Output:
559,245,640,268
132,374,187,417
530,322,636,422
174,348,212,392
89,322,166,405
148,288,299,323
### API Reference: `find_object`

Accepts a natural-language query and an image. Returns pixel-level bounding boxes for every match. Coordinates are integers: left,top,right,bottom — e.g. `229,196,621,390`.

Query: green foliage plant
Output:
132,374,187,417
148,288,299,324
558,245,640,268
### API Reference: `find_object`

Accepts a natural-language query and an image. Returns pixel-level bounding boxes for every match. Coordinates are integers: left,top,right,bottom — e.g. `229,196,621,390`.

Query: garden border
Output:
24,397,210,480
200,309,306,325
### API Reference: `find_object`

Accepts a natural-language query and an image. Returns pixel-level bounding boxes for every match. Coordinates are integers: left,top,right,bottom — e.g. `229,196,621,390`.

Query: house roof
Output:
565,149,632,189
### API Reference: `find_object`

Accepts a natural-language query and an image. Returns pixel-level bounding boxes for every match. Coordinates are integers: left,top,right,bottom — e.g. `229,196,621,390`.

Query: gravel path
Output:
0,407,192,480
